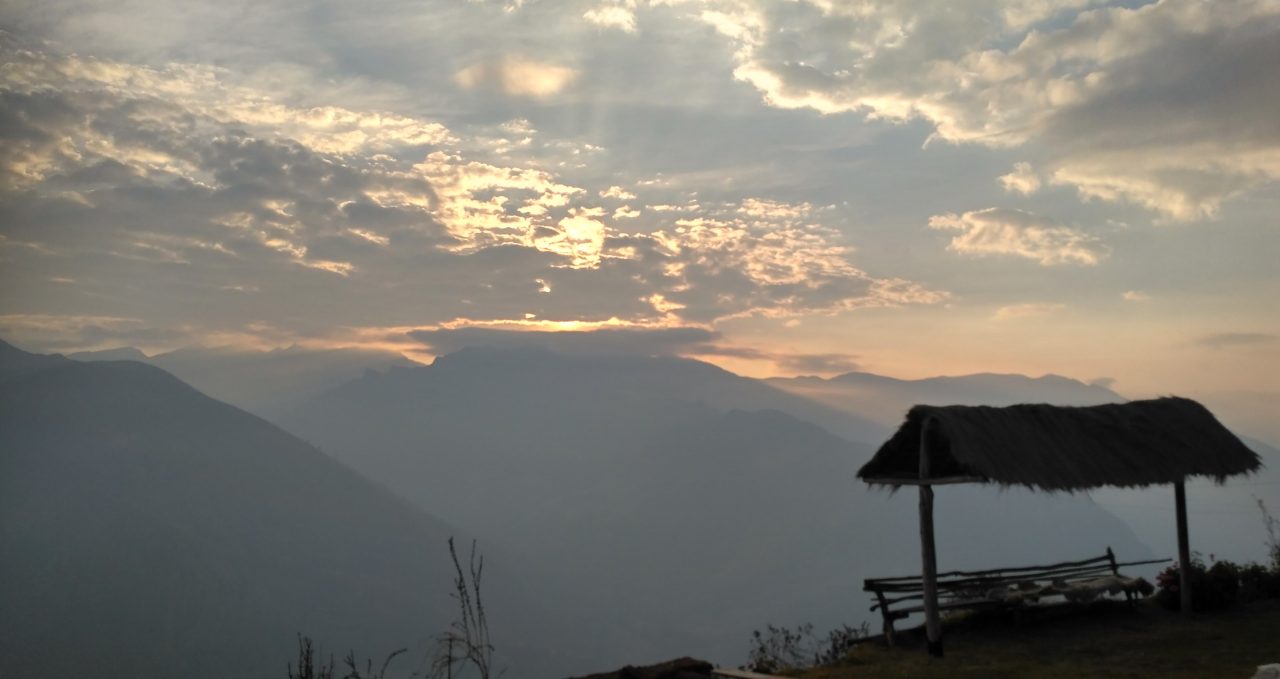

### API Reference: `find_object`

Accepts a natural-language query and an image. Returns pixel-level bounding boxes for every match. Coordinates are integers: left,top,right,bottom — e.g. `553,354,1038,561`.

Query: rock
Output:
568,656,715,679
1252,664,1280,679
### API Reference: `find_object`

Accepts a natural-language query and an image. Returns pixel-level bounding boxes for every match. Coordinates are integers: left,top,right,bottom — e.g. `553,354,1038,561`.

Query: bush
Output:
1155,556,1239,612
744,622,869,673
288,537,494,679
287,636,404,679
1206,561,1240,608
1154,553,1280,611
1260,498,1280,571
1239,562,1280,602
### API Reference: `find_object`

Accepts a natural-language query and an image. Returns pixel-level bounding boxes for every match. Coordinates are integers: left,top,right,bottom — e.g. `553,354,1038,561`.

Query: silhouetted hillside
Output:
0,340,566,678
66,346,149,361
282,345,1154,666
769,371,1123,426
70,343,420,419
773,368,1279,565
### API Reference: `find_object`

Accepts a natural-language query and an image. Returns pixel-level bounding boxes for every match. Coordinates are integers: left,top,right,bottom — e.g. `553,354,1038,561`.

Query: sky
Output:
1,0,1277,418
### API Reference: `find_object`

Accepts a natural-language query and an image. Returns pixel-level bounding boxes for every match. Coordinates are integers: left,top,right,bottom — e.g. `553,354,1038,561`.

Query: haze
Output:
2,1,1278,677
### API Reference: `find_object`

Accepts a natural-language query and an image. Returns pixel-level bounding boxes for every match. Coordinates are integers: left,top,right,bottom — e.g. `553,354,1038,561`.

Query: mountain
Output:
1089,434,1280,566
0,340,572,678
70,344,420,420
769,371,1124,427
770,369,1279,566
66,346,149,361
281,345,1154,667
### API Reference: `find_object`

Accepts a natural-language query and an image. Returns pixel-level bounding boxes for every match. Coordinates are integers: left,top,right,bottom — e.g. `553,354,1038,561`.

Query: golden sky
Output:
1,0,1277,427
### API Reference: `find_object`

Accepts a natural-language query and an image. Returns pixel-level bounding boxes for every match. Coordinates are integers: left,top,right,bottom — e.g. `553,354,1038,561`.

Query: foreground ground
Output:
796,598,1280,678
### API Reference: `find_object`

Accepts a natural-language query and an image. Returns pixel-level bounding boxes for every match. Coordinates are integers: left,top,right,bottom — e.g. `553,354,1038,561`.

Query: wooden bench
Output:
863,547,1167,645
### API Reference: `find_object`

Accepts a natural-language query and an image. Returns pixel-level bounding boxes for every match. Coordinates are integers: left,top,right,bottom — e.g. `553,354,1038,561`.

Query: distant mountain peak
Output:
430,343,729,375
0,338,70,376
67,346,149,362
832,369,1091,385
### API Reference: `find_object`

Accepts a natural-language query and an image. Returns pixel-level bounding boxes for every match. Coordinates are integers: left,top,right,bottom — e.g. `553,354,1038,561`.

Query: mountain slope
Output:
769,371,1124,427
69,344,420,420
66,346,149,361
772,368,1279,565
0,340,565,678
281,346,1154,666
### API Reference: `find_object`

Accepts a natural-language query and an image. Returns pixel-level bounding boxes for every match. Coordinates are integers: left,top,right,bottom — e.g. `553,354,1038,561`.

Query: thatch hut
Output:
856,396,1262,656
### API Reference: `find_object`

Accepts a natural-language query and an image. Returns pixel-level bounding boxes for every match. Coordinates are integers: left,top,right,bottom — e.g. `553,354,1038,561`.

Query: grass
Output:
794,598,1280,678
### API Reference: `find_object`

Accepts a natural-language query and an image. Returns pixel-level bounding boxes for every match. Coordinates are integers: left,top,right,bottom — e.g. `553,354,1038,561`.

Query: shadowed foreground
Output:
797,599,1280,678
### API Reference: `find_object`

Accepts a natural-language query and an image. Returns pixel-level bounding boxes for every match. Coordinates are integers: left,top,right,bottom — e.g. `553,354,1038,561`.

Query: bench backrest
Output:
865,550,1119,595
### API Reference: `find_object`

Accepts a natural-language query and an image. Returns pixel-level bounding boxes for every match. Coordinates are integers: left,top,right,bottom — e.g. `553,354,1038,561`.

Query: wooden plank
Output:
873,588,897,646
919,417,943,658
1113,557,1174,569
866,553,1116,583
867,556,1113,582
867,563,1119,593
1175,481,1193,616
874,570,1119,604
869,566,1116,592
865,549,1174,626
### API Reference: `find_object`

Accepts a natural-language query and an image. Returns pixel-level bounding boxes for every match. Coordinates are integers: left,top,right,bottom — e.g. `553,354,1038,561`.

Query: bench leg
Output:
883,617,896,647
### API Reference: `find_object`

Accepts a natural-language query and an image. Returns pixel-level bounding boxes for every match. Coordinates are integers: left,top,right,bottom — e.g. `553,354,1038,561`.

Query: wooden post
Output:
919,418,943,657
1174,480,1192,616
874,590,896,647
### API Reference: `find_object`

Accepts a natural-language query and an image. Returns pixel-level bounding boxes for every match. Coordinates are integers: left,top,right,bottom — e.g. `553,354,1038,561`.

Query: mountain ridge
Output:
282,344,1155,667
0,340,577,678
65,342,421,420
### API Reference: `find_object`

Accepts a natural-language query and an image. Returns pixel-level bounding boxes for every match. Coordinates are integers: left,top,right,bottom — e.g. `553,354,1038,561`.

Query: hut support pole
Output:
919,418,943,657
1175,480,1192,616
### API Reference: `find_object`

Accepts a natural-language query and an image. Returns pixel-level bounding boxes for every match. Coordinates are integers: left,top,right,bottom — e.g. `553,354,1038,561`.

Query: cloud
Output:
992,303,1065,321
584,3,638,33
546,209,608,268
599,185,637,200
999,162,1042,195
929,208,1107,266
0,43,943,352
15,0,1274,223
1089,377,1117,389
642,209,946,322
410,326,719,357
1122,290,1151,302
1197,332,1277,349
770,352,860,375
678,0,1280,220
409,324,861,374
0,313,186,351
738,197,812,220
678,341,861,374
454,56,578,98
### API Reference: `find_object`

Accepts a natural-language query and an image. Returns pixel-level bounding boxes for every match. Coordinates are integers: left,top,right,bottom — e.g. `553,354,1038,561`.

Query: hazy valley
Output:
10,338,1274,676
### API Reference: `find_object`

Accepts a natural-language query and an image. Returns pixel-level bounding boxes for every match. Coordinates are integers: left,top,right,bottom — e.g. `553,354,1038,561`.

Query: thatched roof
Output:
857,397,1261,491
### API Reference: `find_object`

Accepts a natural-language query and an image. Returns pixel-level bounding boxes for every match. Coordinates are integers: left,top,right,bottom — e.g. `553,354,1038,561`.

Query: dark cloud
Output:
409,326,722,357
0,43,939,351
687,343,860,374
772,352,860,375
0,314,189,351
408,325,861,375
684,0,1280,220
1197,333,1277,349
